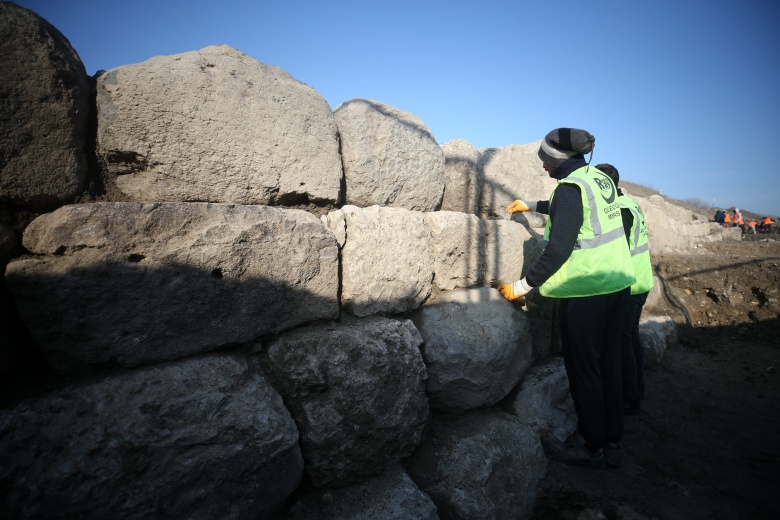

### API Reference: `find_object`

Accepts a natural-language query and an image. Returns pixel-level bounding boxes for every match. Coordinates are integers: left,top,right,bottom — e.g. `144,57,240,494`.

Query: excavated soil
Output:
533,237,780,519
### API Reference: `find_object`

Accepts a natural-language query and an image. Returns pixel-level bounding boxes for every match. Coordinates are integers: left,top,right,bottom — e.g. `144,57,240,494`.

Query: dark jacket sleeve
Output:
525,184,583,287
621,207,634,247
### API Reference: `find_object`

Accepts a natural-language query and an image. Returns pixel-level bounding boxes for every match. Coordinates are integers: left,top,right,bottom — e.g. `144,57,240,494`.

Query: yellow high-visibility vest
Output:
540,166,635,298
618,194,654,295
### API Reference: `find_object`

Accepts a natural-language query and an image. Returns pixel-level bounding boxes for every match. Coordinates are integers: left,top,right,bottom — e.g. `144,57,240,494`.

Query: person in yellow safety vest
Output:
498,128,635,469
723,211,732,226
596,164,654,417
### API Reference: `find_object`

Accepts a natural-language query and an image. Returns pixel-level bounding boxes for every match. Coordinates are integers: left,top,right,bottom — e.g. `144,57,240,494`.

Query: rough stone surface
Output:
405,408,547,520
320,209,346,247
334,99,445,211
411,288,533,412
0,2,90,208
483,220,543,286
259,316,429,488
639,315,678,367
0,354,303,520
284,466,439,519
5,202,339,372
639,194,718,253
425,211,485,291
96,45,342,205
440,139,481,214
717,225,744,241
645,275,664,309
478,142,555,226
505,357,577,444
324,205,433,317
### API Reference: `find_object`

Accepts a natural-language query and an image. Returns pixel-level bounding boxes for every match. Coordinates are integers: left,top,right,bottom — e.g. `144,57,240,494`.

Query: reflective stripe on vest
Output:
619,194,654,295
539,166,636,298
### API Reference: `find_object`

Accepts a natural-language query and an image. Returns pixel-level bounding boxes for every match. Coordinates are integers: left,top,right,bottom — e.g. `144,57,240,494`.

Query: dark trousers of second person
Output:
621,291,650,410
559,287,630,454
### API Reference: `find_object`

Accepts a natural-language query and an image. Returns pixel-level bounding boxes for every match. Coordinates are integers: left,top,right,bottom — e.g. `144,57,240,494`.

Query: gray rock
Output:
440,139,481,214
425,211,485,291
639,194,716,253
405,408,547,520
324,205,433,317
506,357,577,443
96,45,341,205
334,99,445,211
411,288,533,412
0,2,89,208
639,315,677,367
483,219,542,286
5,202,339,372
285,466,439,519
720,225,744,241
478,142,556,224
0,354,303,520
259,316,429,488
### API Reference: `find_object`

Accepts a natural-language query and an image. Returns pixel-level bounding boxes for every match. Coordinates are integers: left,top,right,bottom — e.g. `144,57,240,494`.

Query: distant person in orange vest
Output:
732,209,744,230
722,211,732,227
747,220,758,234
759,216,773,233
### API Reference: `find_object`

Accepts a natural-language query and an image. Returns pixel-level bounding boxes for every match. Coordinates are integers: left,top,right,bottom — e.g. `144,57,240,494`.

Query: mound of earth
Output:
533,238,780,519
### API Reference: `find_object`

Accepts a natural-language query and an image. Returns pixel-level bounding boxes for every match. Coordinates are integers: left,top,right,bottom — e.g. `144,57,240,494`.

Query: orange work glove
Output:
497,278,533,301
506,200,536,214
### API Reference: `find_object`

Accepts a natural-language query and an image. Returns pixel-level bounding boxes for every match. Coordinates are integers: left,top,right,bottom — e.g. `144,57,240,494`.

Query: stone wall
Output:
1,4,686,519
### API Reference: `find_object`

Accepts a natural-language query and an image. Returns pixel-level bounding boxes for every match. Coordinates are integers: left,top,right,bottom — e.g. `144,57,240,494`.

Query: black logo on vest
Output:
593,174,616,204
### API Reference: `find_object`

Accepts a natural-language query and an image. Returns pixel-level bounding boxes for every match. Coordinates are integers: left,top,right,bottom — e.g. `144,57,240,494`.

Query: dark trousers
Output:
621,291,649,408
559,287,630,452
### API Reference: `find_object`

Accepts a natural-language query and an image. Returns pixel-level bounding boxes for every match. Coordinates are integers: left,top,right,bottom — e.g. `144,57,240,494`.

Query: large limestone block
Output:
0,354,303,520
96,45,342,205
334,99,445,211
5,202,339,372
701,222,738,242
506,357,577,444
483,219,543,286
639,315,677,367
405,409,547,520
638,194,715,252
440,139,481,214
259,317,429,488
425,211,485,291
284,466,438,519
478,142,555,225
719,225,743,241
412,288,533,412
0,3,89,208
324,205,433,317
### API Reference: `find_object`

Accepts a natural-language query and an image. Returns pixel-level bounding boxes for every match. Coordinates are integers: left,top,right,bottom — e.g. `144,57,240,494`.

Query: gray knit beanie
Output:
537,128,595,167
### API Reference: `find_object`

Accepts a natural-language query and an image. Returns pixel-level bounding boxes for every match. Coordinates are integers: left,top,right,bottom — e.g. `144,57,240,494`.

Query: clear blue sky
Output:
13,0,780,216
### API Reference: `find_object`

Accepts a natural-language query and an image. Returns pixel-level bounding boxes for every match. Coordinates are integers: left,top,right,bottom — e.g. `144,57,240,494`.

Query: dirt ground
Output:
532,237,780,519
